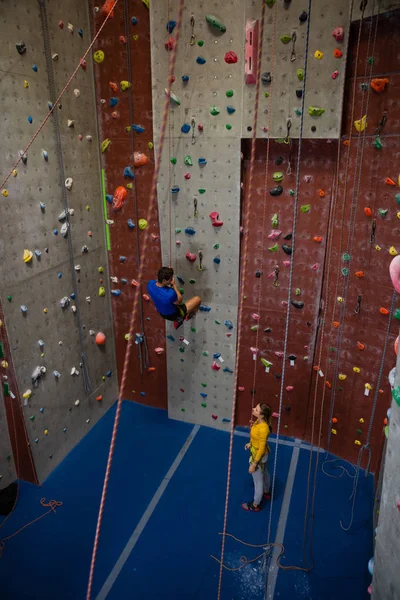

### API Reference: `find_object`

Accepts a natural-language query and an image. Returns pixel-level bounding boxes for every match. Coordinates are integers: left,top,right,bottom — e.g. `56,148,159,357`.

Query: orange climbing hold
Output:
334,48,343,58
313,236,322,243
364,207,372,217
385,177,396,186
148,367,156,372
96,332,106,345
332,417,338,424
134,151,148,167
119,36,126,44
313,365,320,371
357,341,365,350
100,0,115,17
96,395,103,401
371,78,389,93
333,321,339,328
112,186,127,211
355,271,364,278
109,81,118,92
326,381,332,389
318,189,325,198
343,139,350,146
380,307,390,315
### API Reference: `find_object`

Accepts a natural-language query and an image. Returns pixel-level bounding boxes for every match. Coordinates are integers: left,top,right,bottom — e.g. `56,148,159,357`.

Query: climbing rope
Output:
0,0,119,192
39,0,92,394
265,0,312,576
85,0,185,597
216,1,272,598
123,0,149,373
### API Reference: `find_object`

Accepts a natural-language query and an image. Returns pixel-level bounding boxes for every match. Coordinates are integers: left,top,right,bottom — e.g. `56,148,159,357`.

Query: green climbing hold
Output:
260,358,272,368
289,189,295,196
226,124,232,130
373,136,382,149
264,92,269,98
341,268,349,276
330,347,336,352
189,278,196,283
368,57,374,64
280,34,291,44
179,288,184,295
268,243,279,252
197,40,204,47
265,0,276,7
226,89,234,97
271,213,279,228
356,429,362,435
215,319,221,325
205,14,226,33
392,385,400,407
297,69,304,81
300,204,311,213
202,351,209,356
7,296,12,302
170,157,177,164
3,382,10,396
295,288,301,296
338,386,343,392
251,325,258,332
308,106,325,117
179,347,185,353
6,454,11,461
213,243,220,249
198,188,206,194
273,172,283,182
378,208,388,218
201,383,207,387
175,227,182,233
361,83,368,91
0,343,3,359
295,109,302,116
191,327,197,332
184,155,193,166
29,415,35,421
210,105,220,116
342,253,351,262
181,408,185,412
201,402,207,407
393,308,400,321
329,359,333,364
395,193,400,206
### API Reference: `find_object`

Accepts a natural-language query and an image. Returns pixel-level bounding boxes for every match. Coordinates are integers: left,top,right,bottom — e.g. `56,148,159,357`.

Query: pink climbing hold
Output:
389,255,400,294
224,51,238,64
268,271,276,279
394,336,398,356
250,346,258,354
268,230,282,240
304,175,312,183
151,233,160,240
211,361,221,371
209,211,224,227
186,252,197,262
275,351,284,358
176,240,182,246
283,261,290,267
332,26,344,42
397,498,400,511
238,386,245,392
281,301,288,306
212,414,218,420
80,58,87,70
252,313,260,320
272,412,279,418
332,70,339,79
311,263,319,271
143,294,150,301
286,386,294,391
155,347,164,354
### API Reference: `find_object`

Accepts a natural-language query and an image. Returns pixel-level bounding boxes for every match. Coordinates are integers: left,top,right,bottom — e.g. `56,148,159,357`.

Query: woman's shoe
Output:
241,502,261,512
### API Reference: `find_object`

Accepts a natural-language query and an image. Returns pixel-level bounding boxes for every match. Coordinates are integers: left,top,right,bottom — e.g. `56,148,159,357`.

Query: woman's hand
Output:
248,463,257,474
244,443,250,451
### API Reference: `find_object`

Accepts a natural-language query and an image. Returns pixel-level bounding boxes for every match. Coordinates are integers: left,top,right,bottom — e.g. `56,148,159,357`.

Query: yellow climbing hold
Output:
98,266,104,273
331,429,337,435
2,190,8,197
43,308,48,313
353,367,361,373
120,80,131,91
354,440,361,446
23,249,33,263
338,373,347,381
126,183,133,189
148,142,154,149
138,219,148,230
375,245,382,251
132,35,139,41
22,389,32,400
125,126,132,132
124,333,131,341
354,115,367,132
142,0,149,8
12,169,18,177
93,50,105,63
24,80,29,88
397,212,400,219
389,246,398,256
98,287,106,297
314,50,324,60
44,429,49,435
337,296,344,303
1,361,8,369
359,418,365,423
101,138,111,152
86,204,90,211
365,383,372,390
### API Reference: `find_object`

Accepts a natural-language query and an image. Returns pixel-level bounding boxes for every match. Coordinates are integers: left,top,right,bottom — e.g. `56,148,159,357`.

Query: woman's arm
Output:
253,425,269,463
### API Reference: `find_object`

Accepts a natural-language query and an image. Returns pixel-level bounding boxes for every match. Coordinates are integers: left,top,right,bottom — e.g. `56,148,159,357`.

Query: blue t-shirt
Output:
147,280,178,316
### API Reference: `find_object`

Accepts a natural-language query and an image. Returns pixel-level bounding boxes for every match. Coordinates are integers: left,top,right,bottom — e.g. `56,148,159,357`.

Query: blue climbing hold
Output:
171,186,180,194
200,305,211,312
32,64,38,72
28,116,33,123
106,194,113,203
40,202,46,211
48,102,53,110
200,393,208,398
223,367,233,373
124,166,135,179
106,370,112,377
131,16,138,25
198,157,207,166
226,106,236,114
35,250,41,258
196,56,206,65
78,28,83,37
70,293,76,300
136,333,144,344
140,391,146,396
177,276,185,284
57,272,62,278
213,257,221,264
167,20,177,33
222,418,231,423
111,289,121,296
182,75,189,83
20,305,28,313
110,97,119,107
127,219,135,228
224,320,233,330
120,256,126,263
181,123,191,134
121,277,127,284
40,407,44,413
53,229,58,235
167,334,175,341
132,124,145,133
213,353,221,359
185,227,196,236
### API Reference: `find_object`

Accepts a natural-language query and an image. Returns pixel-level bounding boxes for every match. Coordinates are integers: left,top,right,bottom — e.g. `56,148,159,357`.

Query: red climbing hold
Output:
186,252,197,262
184,173,191,180
80,59,87,70
96,332,106,345
364,207,372,217
224,51,238,64
109,81,118,92
120,36,127,44
209,211,224,227
101,0,115,16
212,414,218,420
165,37,174,51
334,48,343,58
211,361,221,371
112,186,127,211
59,20,64,29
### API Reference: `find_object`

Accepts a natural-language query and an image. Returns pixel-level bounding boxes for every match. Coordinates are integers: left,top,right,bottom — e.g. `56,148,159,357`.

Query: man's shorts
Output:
160,303,187,327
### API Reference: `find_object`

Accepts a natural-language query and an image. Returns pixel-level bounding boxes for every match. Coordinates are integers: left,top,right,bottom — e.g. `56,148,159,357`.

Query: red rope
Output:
85,0,185,597
0,0,119,192
217,1,270,597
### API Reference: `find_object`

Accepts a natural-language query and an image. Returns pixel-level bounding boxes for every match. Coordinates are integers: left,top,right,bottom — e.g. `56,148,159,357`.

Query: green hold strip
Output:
184,155,193,166
3,382,10,397
226,89,234,97
198,188,206,194
308,106,325,117
210,105,220,116
301,204,311,213
268,243,279,252
101,169,111,251
205,14,226,33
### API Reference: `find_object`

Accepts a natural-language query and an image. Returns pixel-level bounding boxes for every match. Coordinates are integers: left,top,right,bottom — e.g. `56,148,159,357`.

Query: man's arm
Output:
171,278,183,304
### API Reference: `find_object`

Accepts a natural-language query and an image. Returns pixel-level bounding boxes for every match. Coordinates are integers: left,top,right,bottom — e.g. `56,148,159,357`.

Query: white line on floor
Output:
265,439,301,600
234,429,325,453
95,424,200,600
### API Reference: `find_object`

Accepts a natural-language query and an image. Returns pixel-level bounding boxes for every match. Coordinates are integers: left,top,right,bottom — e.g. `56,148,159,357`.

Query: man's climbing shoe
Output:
185,312,195,321
264,492,271,501
241,502,261,512
173,318,184,330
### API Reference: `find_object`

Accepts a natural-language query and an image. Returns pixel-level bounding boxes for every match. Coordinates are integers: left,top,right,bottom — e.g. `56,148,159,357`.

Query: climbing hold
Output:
353,367,361,373
186,252,197,262
364,206,373,217
332,70,339,80
390,246,398,256
380,307,390,315
268,244,279,253
226,106,235,115
261,72,272,84
314,50,324,60
338,374,347,381
371,78,389,93
164,37,174,51
270,186,283,196
210,105,220,116
196,56,206,65
101,139,111,153
32,64,38,72
94,50,105,63
308,106,325,117
282,244,292,255
181,123,191,134
296,69,304,81
28,116,33,124
209,211,224,227
299,11,308,22
291,300,304,309
198,157,207,166
138,219,148,230
334,48,343,58
112,186,127,211
205,14,226,33
332,27,344,42
296,89,303,98
313,236,322,243
184,155,193,166
123,166,135,179
280,34,292,44
268,230,282,240
165,89,181,105
23,249,33,263
265,0,275,6
355,271,365,278
311,263,319,271
225,124,232,130
20,305,28,314
16,41,27,55
224,51,237,64
354,115,367,132
273,172,284,182
301,204,311,213
211,361,221,371
373,136,383,150
120,80,131,91
271,213,279,228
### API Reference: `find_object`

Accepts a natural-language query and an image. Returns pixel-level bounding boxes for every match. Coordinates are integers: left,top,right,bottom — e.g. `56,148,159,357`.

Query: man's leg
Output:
184,295,201,316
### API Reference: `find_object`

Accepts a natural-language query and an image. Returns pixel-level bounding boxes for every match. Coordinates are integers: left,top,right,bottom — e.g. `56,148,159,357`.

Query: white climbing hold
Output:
86,419,90,424
71,305,77,313
86,296,91,303
74,89,81,97
105,219,114,225
71,367,79,376
74,264,81,272
65,177,73,190
86,135,92,142
110,276,118,283
89,330,95,336
53,370,61,378
60,296,70,309
60,222,69,237
52,53,59,61
68,23,74,33
74,399,80,406
58,341,63,346
67,120,75,128
31,366,46,385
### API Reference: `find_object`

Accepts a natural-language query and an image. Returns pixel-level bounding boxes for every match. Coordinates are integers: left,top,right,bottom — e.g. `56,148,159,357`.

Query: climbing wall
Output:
243,0,351,139
0,399,16,488
150,3,244,427
0,0,118,483
88,0,168,408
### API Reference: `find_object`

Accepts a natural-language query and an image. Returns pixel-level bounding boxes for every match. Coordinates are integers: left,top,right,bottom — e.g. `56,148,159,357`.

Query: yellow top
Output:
250,421,270,463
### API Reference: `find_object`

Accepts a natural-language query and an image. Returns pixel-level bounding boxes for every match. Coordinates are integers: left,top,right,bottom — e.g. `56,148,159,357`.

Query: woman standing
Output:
242,403,272,512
